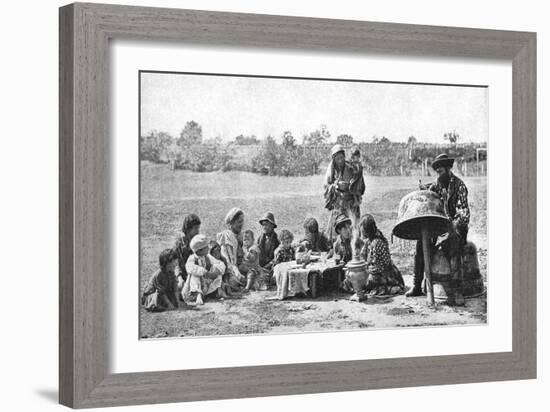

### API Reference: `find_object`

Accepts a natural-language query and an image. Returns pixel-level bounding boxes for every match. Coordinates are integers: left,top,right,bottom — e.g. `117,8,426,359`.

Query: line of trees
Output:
140,120,487,176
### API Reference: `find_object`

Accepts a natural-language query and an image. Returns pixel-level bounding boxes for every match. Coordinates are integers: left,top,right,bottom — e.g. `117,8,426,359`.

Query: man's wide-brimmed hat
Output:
334,214,352,233
431,154,455,170
190,234,209,252
259,212,277,228
331,144,345,158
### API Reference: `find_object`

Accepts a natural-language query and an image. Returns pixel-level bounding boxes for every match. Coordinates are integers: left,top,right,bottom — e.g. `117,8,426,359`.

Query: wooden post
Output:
420,226,435,305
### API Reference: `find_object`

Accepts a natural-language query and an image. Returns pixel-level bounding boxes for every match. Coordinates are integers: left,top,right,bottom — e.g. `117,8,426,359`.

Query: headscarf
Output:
190,234,209,253
224,207,244,226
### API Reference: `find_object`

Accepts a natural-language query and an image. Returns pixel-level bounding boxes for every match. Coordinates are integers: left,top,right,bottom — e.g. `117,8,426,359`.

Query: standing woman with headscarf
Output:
359,214,405,296
323,144,364,241
216,207,247,289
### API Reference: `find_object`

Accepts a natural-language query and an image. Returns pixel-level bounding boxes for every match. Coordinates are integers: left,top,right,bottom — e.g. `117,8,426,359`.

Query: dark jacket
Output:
257,231,280,268
427,172,470,231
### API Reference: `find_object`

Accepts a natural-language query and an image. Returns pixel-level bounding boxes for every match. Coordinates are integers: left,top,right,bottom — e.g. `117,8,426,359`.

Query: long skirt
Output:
365,263,405,295
343,263,405,297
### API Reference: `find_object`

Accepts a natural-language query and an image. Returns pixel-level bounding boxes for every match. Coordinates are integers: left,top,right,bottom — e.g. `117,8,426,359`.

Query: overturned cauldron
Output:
392,190,450,241
430,242,485,301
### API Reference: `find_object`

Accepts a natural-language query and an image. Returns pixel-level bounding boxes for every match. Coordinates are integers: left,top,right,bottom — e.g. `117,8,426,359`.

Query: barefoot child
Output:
183,234,225,305
141,248,179,312
240,230,269,292
208,240,237,297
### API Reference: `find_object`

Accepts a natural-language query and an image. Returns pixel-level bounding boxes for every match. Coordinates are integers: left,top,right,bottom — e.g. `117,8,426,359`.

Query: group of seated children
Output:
142,210,355,312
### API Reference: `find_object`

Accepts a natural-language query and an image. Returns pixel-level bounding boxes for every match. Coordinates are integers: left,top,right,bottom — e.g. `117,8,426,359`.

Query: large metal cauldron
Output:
392,190,450,240
428,242,485,300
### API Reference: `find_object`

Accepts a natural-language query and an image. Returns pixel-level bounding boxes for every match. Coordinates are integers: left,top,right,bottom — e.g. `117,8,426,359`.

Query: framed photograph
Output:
59,2,536,408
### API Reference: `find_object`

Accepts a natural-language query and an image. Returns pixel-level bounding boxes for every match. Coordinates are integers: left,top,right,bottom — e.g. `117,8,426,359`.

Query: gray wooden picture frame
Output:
59,2,536,408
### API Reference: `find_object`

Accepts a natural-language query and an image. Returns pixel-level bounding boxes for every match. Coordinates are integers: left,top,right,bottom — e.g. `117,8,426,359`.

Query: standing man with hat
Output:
406,154,470,304
323,144,365,241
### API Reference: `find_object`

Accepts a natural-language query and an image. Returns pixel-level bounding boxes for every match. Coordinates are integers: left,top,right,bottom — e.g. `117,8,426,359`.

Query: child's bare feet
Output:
196,294,204,305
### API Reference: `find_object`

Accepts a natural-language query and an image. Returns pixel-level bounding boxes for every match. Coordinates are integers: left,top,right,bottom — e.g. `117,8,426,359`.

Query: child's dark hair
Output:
181,213,201,234
243,229,255,240
351,146,361,158
208,240,221,252
303,217,319,234
159,248,177,269
280,229,294,242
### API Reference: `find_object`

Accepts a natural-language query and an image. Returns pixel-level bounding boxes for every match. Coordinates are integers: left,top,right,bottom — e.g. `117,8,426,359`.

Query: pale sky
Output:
140,71,488,143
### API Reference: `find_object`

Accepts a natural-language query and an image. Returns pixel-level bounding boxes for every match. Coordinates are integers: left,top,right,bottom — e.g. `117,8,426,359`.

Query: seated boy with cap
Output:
257,212,280,271
183,234,225,305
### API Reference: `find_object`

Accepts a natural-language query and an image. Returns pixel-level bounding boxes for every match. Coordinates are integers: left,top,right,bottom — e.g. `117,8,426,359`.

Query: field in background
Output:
140,162,487,338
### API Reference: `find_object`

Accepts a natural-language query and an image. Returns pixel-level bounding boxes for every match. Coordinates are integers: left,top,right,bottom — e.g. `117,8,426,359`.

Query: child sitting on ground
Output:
300,217,332,253
257,212,280,270
183,234,225,305
208,240,239,296
239,229,269,292
268,230,312,301
271,229,296,267
141,248,180,312
332,214,353,264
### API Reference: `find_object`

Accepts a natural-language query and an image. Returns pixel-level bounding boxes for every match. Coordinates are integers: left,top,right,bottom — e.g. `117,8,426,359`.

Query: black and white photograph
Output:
2,0,544,410
139,71,488,339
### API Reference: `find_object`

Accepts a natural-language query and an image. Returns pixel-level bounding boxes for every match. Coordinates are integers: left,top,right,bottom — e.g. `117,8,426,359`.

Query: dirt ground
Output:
140,274,487,339
139,163,487,339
